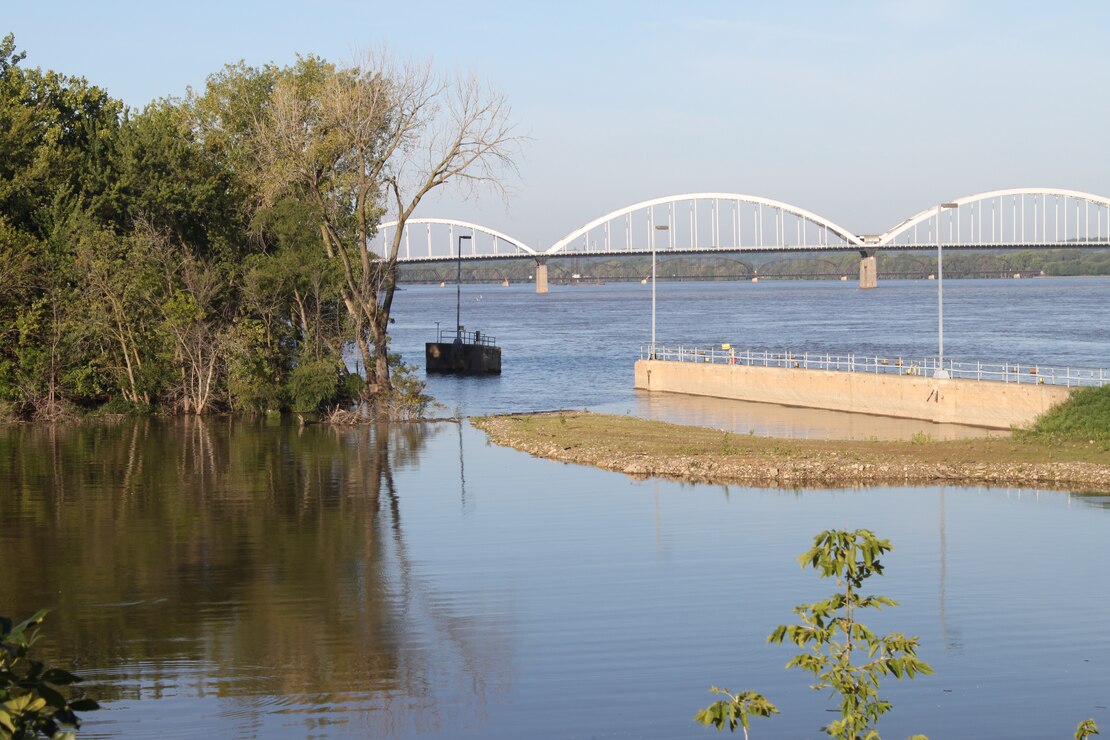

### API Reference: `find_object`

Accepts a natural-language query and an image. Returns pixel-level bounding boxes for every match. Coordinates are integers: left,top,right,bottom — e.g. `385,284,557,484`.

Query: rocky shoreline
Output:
472,412,1110,491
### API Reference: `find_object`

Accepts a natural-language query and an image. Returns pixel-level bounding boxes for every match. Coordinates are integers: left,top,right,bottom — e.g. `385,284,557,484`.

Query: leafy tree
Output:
0,34,122,237
250,50,519,406
698,529,931,739
73,219,166,407
114,101,246,265
0,35,127,416
767,529,932,739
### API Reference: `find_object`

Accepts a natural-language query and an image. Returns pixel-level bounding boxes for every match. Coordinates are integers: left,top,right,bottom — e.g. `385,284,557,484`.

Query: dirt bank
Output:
472,412,1110,490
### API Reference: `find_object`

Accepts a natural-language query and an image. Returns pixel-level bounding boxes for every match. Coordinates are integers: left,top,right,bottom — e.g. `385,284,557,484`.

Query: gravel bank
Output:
473,412,1110,490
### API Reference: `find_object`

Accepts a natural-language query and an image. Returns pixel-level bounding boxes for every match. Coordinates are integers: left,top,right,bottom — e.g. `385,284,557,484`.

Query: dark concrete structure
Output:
426,330,501,374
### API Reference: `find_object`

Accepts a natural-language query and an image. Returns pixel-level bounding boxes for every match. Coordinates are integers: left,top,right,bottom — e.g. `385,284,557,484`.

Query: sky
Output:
7,0,1110,248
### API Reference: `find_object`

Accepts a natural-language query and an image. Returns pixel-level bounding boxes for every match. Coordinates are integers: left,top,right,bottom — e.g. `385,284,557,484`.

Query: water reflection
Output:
2,421,1109,738
0,419,510,737
618,390,1004,440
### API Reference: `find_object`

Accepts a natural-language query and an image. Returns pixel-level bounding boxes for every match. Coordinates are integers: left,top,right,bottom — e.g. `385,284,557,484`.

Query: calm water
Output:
390,277,1110,417
2,278,1110,738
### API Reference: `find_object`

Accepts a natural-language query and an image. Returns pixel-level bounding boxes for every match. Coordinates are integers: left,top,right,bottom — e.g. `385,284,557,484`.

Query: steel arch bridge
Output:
374,218,538,262
383,187,1110,289
870,187,1110,249
546,193,863,256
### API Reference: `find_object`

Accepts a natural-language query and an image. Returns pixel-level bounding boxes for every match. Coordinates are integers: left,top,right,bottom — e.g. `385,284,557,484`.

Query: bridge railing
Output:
640,345,1109,388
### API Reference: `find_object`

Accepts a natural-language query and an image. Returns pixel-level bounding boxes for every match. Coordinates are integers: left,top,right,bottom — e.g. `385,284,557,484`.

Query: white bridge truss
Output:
384,188,1110,263
545,193,862,256
374,218,538,262
875,188,1110,249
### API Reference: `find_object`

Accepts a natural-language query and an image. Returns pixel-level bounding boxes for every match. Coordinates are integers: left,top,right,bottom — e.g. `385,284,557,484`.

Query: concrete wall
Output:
535,263,548,294
633,360,1074,429
859,252,877,289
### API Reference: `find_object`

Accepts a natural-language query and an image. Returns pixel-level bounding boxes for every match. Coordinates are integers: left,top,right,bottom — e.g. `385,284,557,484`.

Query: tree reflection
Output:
0,418,509,735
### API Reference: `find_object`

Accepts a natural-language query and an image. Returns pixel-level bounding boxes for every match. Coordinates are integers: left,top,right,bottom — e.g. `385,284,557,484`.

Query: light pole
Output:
935,202,958,378
457,235,471,340
652,224,669,358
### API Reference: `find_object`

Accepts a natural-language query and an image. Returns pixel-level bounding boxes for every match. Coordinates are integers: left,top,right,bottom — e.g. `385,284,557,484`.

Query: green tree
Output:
0,35,122,236
0,35,127,416
767,529,932,739
72,219,167,407
250,50,519,405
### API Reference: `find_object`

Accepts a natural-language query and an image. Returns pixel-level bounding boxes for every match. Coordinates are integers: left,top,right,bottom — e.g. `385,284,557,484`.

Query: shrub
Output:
0,610,99,738
287,358,340,414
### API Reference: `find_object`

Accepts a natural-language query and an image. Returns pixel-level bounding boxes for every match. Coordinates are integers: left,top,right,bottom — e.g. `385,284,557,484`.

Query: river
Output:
1,277,1108,738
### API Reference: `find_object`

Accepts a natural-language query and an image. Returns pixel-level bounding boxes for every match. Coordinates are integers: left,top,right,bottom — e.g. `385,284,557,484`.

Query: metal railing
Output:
640,345,1109,388
436,328,498,347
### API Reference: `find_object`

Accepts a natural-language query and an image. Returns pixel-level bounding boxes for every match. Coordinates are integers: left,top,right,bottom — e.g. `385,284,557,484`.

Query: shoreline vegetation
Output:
471,404,1110,490
0,34,516,422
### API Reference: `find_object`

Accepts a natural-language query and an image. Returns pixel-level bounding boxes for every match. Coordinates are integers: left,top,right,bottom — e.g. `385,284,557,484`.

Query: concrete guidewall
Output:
633,360,1075,429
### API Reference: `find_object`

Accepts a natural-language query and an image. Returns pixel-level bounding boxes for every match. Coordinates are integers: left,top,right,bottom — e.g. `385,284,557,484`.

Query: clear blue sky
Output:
8,0,1109,247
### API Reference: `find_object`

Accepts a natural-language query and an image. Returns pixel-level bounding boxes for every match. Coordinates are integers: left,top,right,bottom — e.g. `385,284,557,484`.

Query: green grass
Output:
1025,385,1110,443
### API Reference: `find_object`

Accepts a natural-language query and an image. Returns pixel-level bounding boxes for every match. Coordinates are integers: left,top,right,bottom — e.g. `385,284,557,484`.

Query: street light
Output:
457,235,471,339
935,202,958,379
652,223,669,358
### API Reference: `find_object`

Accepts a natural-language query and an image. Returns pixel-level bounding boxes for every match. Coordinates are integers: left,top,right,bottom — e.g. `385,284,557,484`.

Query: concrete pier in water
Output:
426,341,501,374
858,249,878,289
534,259,548,294
634,360,1074,429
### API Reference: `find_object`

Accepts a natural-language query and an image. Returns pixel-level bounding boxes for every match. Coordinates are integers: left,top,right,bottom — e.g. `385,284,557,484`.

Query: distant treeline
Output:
399,249,1110,284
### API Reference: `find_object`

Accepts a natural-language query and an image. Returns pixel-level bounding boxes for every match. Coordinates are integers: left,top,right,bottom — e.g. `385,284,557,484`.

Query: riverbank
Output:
471,412,1110,489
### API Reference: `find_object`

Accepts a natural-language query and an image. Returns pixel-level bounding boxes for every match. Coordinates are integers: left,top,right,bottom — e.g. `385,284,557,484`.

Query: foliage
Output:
0,610,99,739
1074,718,1101,736
249,50,519,398
766,530,932,739
1077,719,1100,740
379,354,435,420
0,34,516,420
695,688,778,739
696,530,932,739
1022,385,1110,443
286,358,341,414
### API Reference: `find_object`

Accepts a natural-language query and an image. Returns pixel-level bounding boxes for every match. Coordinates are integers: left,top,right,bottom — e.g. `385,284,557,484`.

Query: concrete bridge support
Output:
859,249,877,289
535,257,548,294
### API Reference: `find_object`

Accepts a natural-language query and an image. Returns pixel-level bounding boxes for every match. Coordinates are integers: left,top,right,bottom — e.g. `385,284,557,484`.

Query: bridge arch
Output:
878,188,1110,247
546,193,862,256
377,218,538,262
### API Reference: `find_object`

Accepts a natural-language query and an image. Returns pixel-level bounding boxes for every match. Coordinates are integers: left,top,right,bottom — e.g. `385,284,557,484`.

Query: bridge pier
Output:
859,249,877,289
534,257,548,294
